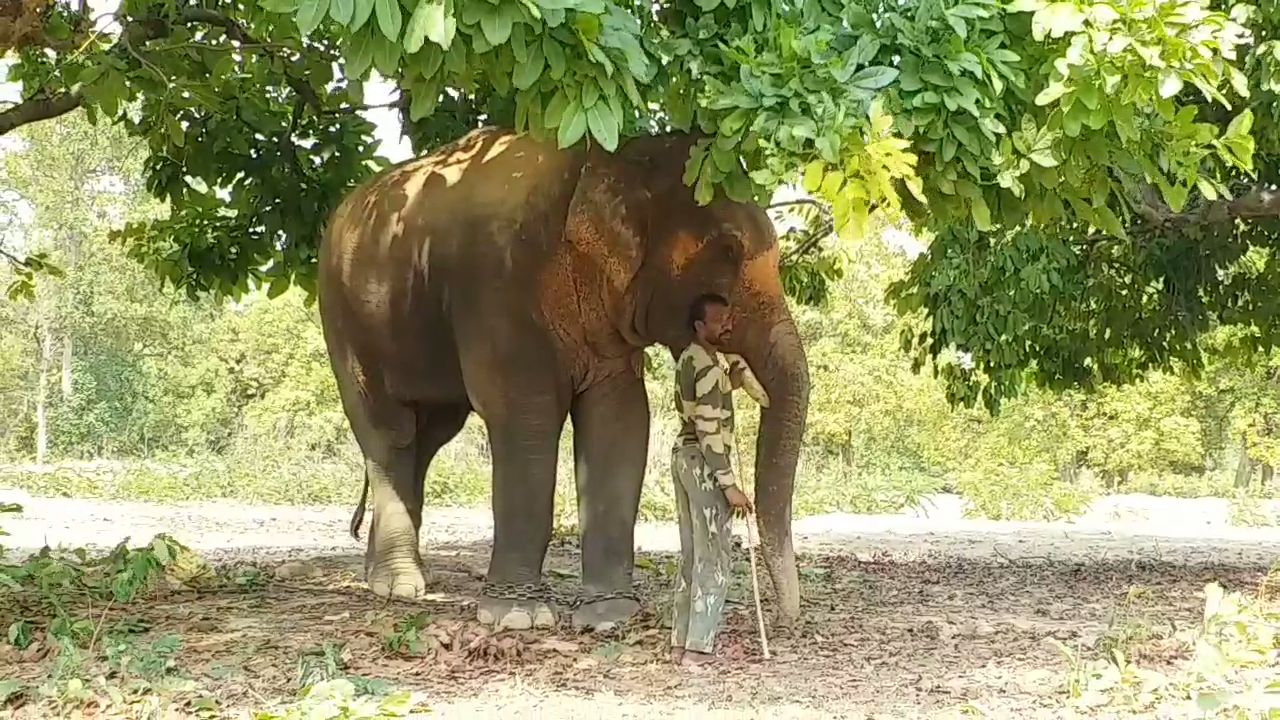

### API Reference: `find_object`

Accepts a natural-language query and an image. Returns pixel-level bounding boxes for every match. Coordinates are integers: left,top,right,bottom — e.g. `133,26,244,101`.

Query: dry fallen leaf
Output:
537,639,580,655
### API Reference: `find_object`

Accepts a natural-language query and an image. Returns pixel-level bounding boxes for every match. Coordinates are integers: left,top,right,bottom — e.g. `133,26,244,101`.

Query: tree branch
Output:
0,92,86,135
1137,183,1280,228
0,8,322,137
0,245,30,268
177,9,322,110
1221,185,1280,221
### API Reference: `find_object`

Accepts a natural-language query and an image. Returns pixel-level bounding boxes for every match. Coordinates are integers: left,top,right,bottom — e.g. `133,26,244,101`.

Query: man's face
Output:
696,302,732,348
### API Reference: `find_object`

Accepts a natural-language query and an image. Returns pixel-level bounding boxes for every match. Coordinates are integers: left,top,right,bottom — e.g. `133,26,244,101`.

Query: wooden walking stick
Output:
744,510,771,660
735,433,771,660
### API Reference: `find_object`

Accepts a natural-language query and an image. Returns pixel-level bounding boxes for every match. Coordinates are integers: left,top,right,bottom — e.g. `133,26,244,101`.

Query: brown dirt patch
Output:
2,534,1272,719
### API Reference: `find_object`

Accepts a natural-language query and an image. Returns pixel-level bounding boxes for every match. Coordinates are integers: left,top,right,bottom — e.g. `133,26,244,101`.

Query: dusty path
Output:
3,491,1279,719
5,491,1280,566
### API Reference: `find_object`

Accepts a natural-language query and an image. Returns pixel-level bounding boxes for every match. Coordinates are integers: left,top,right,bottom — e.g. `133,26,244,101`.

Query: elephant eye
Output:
715,226,742,260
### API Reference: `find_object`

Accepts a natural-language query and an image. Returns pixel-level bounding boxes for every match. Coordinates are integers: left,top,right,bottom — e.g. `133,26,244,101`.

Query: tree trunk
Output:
59,230,80,398
1262,464,1274,489
35,324,53,465
1234,434,1255,489
60,335,72,397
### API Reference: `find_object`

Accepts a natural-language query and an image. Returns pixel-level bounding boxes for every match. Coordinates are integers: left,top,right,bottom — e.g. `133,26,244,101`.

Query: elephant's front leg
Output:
478,405,564,630
570,373,649,630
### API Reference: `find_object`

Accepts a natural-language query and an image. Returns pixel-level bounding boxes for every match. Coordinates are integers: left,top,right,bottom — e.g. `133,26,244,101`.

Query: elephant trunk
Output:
746,315,809,626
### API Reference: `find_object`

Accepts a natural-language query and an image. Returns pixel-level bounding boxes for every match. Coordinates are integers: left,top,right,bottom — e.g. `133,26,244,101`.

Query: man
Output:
669,292,770,668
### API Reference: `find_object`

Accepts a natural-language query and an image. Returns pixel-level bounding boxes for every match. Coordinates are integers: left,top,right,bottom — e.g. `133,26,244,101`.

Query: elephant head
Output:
564,133,811,625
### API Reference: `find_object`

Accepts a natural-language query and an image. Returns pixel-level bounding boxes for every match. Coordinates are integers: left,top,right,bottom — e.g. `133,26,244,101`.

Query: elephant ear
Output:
564,149,652,287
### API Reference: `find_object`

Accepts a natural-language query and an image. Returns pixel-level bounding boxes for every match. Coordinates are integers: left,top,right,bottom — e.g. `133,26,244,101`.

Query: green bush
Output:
955,464,1096,522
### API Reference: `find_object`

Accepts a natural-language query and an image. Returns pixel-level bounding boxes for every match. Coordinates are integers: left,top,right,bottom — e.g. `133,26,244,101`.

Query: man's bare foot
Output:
670,647,685,664
680,650,717,668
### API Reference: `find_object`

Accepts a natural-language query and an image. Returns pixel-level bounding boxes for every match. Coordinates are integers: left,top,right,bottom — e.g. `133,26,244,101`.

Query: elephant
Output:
316,126,810,631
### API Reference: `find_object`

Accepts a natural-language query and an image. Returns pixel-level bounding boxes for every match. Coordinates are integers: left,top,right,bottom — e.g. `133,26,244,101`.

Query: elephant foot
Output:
476,596,556,630
572,597,640,632
367,562,429,600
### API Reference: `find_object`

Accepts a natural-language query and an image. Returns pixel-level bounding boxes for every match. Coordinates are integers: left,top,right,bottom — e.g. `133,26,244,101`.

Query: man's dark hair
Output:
688,292,730,331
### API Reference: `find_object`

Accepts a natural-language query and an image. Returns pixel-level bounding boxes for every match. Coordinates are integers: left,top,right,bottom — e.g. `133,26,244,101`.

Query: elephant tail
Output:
349,469,370,540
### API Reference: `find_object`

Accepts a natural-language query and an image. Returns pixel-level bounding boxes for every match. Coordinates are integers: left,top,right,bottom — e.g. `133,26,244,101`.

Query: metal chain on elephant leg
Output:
480,580,551,601
480,580,638,611
571,587,640,610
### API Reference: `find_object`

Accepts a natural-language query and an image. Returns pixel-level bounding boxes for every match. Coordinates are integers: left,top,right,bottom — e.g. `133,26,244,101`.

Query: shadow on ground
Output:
3,533,1274,718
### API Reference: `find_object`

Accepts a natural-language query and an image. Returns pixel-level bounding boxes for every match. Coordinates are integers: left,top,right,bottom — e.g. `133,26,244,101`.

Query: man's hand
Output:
724,354,770,408
723,485,754,518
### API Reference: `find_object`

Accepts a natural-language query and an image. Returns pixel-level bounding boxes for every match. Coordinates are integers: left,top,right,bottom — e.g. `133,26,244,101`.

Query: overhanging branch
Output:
0,245,30,268
1137,183,1280,228
0,92,85,135
769,199,836,263
0,8,322,137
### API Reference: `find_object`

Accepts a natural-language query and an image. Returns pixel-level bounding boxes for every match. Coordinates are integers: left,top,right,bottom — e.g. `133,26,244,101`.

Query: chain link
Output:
480,581,638,611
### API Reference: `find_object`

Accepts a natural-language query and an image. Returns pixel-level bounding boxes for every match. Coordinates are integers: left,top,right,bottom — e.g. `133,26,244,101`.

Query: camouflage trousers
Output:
669,444,732,654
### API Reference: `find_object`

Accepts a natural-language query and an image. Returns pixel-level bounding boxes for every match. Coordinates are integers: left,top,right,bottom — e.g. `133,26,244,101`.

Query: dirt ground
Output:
2,494,1279,719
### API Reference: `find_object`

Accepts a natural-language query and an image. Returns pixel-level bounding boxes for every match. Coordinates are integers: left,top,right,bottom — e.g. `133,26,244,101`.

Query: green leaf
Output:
480,6,515,45
409,85,439,120
330,0,354,25
1034,82,1067,106
1027,148,1057,167
683,146,706,186
802,161,824,192
544,37,567,78
582,80,600,110
849,66,899,91
345,27,375,76
751,0,767,31
375,0,403,41
261,0,301,12
351,0,375,30
372,32,402,75
1031,3,1086,41
694,169,715,205
1226,64,1250,98
1093,205,1126,238
166,117,185,148
1224,108,1253,141
557,100,587,148
296,0,331,35
429,0,456,48
1158,70,1183,99
851,35,881,65
544,90,569,128
404,0,451,53
266,275,290,299
970,194,992,230
513,44,544,90
1161,182,1190,213
586,102,619,151
988,49,1020,64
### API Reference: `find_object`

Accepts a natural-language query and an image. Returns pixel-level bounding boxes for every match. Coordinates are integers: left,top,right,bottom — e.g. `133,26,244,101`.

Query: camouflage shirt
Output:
673,343,770,489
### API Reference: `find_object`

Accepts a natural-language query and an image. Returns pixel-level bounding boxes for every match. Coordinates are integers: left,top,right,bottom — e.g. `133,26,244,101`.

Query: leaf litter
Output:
1,532,1276,718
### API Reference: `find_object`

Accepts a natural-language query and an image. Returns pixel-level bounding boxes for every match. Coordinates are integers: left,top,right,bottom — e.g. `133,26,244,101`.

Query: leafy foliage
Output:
1054,580,1280,716
251,679,426,719
5,0,1280,407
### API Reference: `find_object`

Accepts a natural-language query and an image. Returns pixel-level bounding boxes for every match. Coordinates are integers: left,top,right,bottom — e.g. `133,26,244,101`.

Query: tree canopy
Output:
2,0,1280,408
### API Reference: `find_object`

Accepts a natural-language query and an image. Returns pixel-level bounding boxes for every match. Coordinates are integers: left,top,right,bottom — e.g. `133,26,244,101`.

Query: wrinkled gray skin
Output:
316,127,810,631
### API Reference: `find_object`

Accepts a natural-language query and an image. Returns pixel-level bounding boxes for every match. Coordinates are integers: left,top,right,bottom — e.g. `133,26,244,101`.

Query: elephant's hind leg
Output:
363,441,426,600
360,404,469,600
